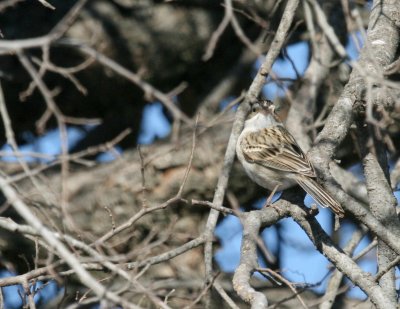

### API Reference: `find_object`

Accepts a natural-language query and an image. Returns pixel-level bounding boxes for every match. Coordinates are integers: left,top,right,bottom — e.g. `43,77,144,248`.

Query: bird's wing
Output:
241,126,316,177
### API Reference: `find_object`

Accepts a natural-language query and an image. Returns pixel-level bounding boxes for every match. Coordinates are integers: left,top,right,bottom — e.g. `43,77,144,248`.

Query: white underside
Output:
236,114,297,191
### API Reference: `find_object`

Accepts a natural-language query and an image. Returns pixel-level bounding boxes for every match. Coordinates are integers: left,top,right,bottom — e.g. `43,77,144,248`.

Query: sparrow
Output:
236,99,344,218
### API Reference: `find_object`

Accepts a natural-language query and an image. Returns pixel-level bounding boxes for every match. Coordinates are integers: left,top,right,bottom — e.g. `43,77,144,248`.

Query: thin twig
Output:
0,176,142,309
191,199,234,215
257,268,308,309
137,146,148,208
374,256,400,282
183,273,219,309
93,119,198,245
68,42,193,125
213,282,240,309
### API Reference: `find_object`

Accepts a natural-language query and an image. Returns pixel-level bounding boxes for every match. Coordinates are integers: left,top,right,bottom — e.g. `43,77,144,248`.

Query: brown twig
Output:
257,268,308,309
93,118,198,246
68,42,193,126
213,282,241,309
137,146,148,208
0,176,143,309
191,199,234,215
183,273,219,309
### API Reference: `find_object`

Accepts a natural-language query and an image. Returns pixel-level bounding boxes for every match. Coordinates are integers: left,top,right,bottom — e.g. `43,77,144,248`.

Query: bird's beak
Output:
268,104,275,114
250,102,260,110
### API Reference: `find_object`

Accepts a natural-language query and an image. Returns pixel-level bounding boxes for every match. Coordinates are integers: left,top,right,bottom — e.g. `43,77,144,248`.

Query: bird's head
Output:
245,99,280,129
248,99,276,118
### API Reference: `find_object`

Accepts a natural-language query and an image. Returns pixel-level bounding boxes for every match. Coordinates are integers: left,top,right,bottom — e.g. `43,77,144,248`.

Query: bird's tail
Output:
295,176,345,218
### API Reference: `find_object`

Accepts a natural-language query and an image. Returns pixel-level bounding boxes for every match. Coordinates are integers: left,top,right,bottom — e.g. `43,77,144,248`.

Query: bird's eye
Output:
252,107,257,113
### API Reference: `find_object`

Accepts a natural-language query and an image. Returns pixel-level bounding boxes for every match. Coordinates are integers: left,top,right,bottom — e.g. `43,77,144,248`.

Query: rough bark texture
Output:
0,0,399,308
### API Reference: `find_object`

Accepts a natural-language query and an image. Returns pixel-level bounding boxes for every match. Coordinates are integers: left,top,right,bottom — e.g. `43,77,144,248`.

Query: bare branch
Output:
233,212,268,308
203,3,300,306
0,176,143,309
68,42,193,126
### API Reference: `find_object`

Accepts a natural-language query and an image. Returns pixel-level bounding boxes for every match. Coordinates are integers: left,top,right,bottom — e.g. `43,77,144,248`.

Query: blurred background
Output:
0,0,399,308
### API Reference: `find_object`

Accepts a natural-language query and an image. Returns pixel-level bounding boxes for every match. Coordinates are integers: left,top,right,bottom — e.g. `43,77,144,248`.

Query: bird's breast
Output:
236,132,296,191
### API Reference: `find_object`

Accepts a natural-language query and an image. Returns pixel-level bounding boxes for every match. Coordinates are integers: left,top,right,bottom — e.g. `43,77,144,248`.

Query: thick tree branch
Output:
264,200,391,309
356,120,398,305
319,226,367,309
309,0,400,256
232,212,268,308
